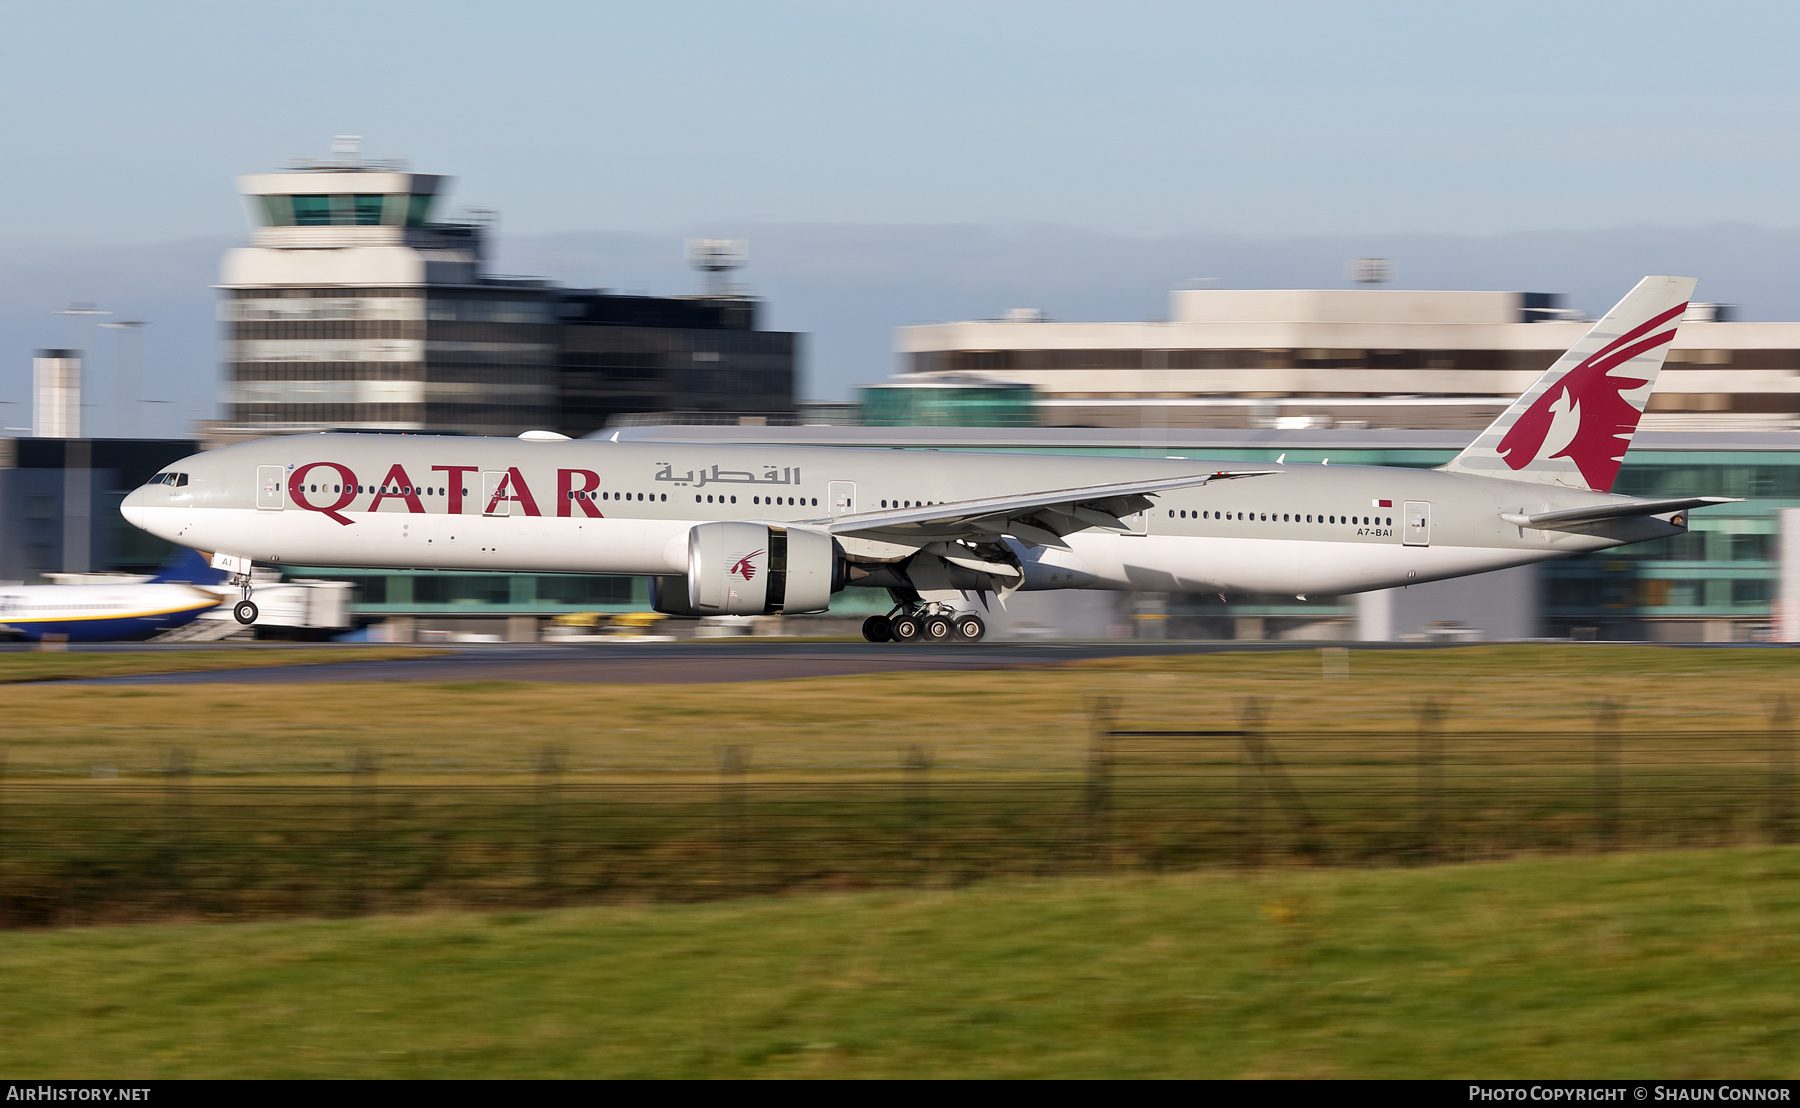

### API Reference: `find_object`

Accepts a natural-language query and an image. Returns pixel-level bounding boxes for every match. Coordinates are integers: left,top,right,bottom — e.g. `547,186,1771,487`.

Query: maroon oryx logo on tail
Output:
1495,301,1686,491
730,550,764,581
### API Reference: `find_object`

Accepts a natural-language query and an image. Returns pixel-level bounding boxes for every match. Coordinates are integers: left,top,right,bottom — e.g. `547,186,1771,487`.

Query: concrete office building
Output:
216,147,796,441
896,288,1791,432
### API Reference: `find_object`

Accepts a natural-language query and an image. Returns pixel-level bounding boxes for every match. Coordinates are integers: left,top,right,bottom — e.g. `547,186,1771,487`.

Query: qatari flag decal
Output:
1373,499,1392,508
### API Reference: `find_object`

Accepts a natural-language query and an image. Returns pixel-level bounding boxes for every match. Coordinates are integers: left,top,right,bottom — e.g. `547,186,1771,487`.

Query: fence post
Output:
1417,698,1444,863
1087,697,1116,872
904,744,931,884
718,745,747,897
1239,697,1265,869
1771,697,1794,845
1594,700,1621,852
537,745,564,906
351,748,378,915
163,747,190,910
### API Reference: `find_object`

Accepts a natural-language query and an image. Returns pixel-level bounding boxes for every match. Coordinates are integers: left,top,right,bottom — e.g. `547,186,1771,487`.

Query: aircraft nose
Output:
120,486,149,529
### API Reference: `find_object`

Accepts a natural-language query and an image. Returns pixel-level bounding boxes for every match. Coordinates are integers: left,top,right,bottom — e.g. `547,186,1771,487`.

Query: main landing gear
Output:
862,607,986,645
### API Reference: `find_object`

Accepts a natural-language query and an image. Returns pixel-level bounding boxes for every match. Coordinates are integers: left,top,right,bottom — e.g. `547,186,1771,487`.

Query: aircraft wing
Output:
1500,496,1741,529
822,470,1278,548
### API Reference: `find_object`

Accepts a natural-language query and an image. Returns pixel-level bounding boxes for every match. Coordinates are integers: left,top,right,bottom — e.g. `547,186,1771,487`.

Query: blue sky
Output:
2,1,1798,430
5,0,1798,240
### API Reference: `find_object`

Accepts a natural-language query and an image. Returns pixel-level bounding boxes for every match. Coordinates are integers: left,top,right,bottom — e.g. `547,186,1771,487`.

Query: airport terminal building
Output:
895,288,1794,433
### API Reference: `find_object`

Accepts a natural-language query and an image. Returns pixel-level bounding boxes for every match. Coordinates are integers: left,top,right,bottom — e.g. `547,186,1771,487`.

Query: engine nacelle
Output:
652,523,839,616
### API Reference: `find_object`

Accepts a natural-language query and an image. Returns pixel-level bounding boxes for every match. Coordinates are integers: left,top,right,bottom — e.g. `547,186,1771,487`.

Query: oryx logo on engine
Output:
729,550,764,581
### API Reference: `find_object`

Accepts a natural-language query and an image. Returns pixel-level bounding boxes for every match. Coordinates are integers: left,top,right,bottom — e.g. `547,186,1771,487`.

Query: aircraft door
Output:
256,466,284,510
482,471,511,516
1404,501,1431,547
829,481,856,518
1121,508,1149,535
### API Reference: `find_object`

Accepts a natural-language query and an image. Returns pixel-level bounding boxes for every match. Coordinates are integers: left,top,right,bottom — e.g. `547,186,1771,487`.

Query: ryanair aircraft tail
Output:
1441,275,1695,492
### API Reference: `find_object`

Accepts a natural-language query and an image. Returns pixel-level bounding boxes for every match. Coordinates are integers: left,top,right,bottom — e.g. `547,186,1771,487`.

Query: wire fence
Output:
0,696,1793,927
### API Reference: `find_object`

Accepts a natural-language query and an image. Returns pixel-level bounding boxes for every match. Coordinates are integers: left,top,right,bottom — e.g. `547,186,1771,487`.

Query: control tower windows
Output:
291,195,334,226
255,194,436,227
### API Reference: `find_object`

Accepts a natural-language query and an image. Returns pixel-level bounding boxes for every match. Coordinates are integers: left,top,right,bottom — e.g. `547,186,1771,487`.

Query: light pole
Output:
102,320,147,439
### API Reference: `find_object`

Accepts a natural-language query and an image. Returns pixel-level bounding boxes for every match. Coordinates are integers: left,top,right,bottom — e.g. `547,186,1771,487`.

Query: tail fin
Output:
146,546,228,585
1441,275,1695,492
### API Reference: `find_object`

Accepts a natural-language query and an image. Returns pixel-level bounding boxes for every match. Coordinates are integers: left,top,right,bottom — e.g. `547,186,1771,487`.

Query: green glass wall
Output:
859,385,1038,427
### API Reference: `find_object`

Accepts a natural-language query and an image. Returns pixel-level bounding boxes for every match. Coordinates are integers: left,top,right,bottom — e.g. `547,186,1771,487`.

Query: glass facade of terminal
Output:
859,384,1039,427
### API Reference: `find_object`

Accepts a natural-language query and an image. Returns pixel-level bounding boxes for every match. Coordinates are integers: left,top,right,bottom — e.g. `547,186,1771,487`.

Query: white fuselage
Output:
121,434,1680,600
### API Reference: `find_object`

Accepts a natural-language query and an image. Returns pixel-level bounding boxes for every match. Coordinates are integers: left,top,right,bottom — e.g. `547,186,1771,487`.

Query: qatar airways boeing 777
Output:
122,276,1733,643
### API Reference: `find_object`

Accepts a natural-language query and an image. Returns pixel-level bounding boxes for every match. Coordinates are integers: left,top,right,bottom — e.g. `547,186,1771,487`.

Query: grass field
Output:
4,846,1798,1078
0,646,440,687
0,644,1792,779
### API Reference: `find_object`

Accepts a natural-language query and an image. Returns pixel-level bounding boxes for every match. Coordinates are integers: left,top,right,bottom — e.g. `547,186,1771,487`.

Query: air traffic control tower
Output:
220,142,558,436
217,141,797,441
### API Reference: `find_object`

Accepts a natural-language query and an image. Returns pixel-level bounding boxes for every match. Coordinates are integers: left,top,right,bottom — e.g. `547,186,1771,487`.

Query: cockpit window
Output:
146,472,189,487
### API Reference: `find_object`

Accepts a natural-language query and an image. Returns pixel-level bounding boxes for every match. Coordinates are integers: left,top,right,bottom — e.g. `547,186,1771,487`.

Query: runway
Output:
56,638,1381,686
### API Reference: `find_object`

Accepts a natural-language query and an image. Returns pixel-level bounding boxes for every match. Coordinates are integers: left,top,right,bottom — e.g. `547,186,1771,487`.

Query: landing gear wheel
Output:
921,614,954,643
861,615,893,643
233,600,259,626
890,613,923,642
953,614,986,643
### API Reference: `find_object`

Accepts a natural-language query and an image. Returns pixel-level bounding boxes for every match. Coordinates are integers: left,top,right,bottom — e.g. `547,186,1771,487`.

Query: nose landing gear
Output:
227,567,258,626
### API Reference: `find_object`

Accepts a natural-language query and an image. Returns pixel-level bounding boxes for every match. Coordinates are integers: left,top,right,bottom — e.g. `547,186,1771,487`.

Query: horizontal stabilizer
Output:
1499,496,1740,529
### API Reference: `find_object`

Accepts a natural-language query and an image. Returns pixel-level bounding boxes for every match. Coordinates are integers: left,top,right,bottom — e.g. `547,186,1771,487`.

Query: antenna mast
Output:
686,238,747,298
